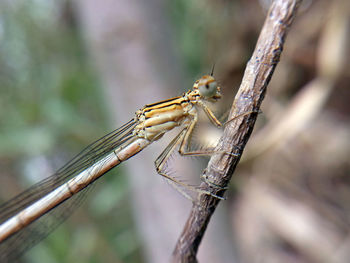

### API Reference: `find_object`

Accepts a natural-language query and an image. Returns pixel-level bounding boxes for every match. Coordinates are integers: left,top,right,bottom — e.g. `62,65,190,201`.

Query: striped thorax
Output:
134,75,221,141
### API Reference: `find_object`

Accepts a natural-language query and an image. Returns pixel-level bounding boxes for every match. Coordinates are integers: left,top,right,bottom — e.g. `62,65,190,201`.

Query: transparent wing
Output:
0,119,137,262
0,186,90,263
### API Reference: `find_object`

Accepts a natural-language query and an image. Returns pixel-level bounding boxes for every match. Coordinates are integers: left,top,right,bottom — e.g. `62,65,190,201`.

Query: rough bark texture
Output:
172,1,303,262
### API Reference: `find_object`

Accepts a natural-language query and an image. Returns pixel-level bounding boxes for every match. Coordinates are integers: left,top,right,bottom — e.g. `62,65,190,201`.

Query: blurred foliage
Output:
167,0,207,75
0,1,107,157
167,0,235,77
0,1,141,263
1,0,349,263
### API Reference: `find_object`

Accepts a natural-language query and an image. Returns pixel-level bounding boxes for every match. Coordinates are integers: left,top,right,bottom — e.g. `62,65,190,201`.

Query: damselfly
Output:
0,74,225,261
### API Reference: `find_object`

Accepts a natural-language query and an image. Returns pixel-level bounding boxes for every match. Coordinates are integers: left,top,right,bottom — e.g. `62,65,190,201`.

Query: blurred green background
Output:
0,1,349,263
0,1,138,262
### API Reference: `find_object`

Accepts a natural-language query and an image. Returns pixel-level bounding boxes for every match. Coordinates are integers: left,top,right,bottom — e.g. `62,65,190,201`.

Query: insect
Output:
0,74,226,261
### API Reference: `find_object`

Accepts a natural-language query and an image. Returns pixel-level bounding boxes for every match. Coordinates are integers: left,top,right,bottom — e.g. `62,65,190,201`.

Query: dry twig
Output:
171,1,303,262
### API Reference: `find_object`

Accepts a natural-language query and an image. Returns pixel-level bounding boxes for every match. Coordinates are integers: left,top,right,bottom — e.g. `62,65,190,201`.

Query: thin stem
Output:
171,0,303,262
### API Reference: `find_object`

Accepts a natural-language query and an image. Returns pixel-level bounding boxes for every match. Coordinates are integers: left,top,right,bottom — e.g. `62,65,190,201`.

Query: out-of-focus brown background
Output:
0,0,349,262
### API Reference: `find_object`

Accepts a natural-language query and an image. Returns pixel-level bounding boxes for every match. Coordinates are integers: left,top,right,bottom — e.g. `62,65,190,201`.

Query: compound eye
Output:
199,81,217,98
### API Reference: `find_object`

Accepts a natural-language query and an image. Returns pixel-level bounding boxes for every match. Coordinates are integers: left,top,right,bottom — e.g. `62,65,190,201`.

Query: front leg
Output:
178,113,238,157
154,120,225,201
154,127,202,201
